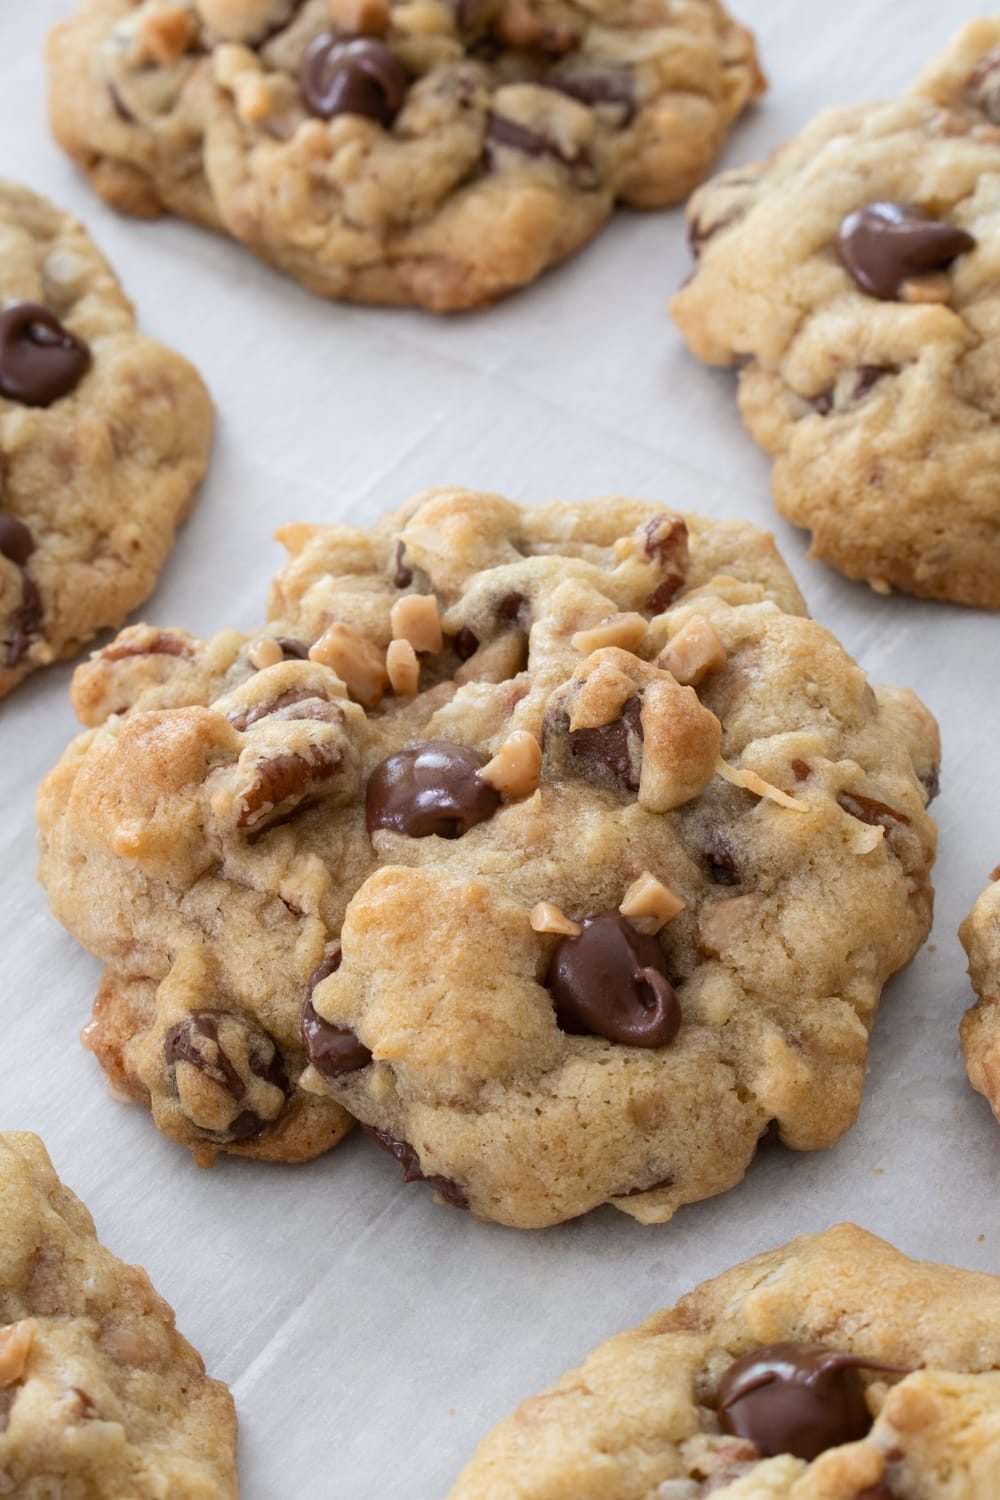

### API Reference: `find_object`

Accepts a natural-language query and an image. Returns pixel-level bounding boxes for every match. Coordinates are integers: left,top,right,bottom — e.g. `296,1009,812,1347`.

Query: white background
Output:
3,3,1000,1496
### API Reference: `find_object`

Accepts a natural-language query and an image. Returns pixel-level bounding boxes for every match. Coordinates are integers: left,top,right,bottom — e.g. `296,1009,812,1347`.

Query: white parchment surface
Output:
2,4,1000,1495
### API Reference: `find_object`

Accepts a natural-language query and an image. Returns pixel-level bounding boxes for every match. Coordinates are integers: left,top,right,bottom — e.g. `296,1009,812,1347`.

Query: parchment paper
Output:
3,4,1000,1495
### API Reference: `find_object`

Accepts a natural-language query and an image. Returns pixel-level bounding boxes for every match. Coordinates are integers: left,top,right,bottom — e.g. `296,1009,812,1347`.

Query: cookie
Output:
0,180,213,698
670,18,1000,608
48,0,764,311
0,1131,237,1498
959,865,1000,1126
37,488,938,1219
448,1224,1000,1498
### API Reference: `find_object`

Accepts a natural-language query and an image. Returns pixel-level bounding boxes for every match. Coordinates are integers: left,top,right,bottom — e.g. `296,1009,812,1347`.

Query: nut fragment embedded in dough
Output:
0,1319,36,1388
309,622,388,709
657,615,727,686
530,902,581,937
248,638,283,670
390,594,444,654
136,4,198,64
619,871,685,935
386,638,420,696
571,613,647,656
327,0,391,34
479,731,542,799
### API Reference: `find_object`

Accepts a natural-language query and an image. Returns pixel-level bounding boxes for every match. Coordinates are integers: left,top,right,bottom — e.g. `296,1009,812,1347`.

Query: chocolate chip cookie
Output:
48,0,763,311
670,18,1000,608
0,180,213,698
0,1131,237,1498
960,865,1000,1128
37,488,938,1224
448,1224,1000,1498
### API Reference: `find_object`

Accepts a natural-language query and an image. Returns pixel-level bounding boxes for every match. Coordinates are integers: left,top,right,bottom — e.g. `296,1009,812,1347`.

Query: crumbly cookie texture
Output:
959,867,1000,1124
0,181,213,697
48,0,763,311
670,18,1000,608
448,1225,1000,1499
38,488,937,1217
0,1132,238,1499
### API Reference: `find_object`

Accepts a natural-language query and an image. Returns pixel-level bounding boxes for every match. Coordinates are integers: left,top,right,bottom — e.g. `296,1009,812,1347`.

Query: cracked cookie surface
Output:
37,488,937,1222
670,18,1000,607
48,0,763,310
0,181,213,697
0,1132,237,1499
448,1224,1000,1499
960,866,1000,1127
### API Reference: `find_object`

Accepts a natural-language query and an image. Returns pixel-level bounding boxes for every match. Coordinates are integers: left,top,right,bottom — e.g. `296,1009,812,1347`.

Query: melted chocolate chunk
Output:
309,949,343,989
302,997,371,1079
497,590,528,625
0,515,35,568
851,364,898,401
454,626,479,660
366,741,500,839
718,1342,907,1462
104,632,191,663
0,302,91,407
300,34,408,124
362,1125,468,1209
809,364,899,418
689,206,742,257
301,948,372,1078
163,1010,288,1143
546,912,680,1047
856,1485,898,1500
837,202,975,300
275,637,310,660
837,792,908,831
541,66,634,121
164,1013,239,1096
485,114,593,176
570,696,643,791
7,575,42,668
393,541,413,589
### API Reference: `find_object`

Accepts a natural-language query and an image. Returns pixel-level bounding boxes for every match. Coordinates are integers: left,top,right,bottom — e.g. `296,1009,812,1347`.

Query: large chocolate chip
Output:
0,302,91,407
300,34,408,124
546,912,680,1047
570,696,643,791
301,941,371,1082
718,1342,907,1462
365,741,500,839
0,515,35,568
837,202,975,300
362,1124,468,1209
302,998,371,1078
